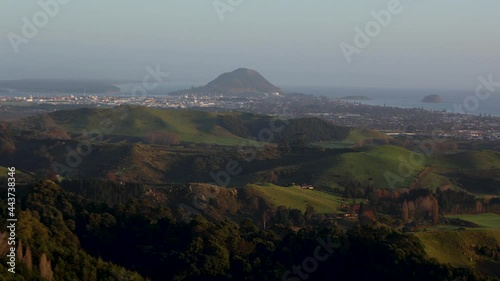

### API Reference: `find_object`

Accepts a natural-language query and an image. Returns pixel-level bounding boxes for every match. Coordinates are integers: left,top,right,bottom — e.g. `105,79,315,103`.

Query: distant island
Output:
421,94,442,103
339,95,372,101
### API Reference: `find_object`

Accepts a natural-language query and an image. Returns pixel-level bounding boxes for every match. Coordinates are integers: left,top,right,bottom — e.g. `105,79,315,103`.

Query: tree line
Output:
0,180,488,280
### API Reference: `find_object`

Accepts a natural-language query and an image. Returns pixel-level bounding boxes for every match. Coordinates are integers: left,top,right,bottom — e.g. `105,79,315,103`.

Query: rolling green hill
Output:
0,166,10,175
101,145,500,196
310,128,391,148
0,166,31,182
3,107,500,198
300,145,427,189
213,145,499,195
7,106,361,146
344,128,391,142
306,148,500,193
48,107,250,145
445,213,500,229
414,229,500,277
436,151,500,170
246,145,426,191
422,151,500,194
246,183,342,213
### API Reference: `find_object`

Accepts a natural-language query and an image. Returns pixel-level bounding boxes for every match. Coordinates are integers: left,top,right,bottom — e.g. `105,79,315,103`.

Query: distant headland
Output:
169,68,281,96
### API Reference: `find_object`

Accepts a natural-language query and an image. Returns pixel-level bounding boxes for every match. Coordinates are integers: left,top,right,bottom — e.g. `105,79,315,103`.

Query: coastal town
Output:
1,92,499,141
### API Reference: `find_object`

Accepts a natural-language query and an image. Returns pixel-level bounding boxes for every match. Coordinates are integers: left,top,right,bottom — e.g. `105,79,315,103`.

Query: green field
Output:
245,145,500,194
247,183,342,213
344,128,391,142
48,107,252,145
0,166,10,176
0,166,24,176
414,229,500,277
247,145,431,190
309,148,500,193
309,145,427,189
32,106,360,147
312,128,391,148
445,213,500,229
417,212,500,277
431,151,500,194
8,106,500,196
436,151,500,170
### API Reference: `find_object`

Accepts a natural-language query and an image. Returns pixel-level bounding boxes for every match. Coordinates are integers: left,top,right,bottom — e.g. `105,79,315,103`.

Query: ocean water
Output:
283,86,500,117
4,83,500,117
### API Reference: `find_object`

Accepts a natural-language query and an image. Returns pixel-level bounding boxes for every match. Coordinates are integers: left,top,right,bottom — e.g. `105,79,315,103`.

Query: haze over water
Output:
2,1,500,91
2,1,500,116
284,86,500,117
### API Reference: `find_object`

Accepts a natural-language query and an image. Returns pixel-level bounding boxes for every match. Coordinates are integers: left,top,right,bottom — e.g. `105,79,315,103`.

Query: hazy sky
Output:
1,0,499,90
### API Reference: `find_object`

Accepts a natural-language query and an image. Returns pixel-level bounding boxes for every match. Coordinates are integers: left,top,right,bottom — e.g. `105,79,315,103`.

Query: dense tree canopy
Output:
0,180,486,280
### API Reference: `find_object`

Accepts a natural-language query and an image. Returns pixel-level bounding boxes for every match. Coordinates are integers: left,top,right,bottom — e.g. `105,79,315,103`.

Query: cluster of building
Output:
1,92,499,141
